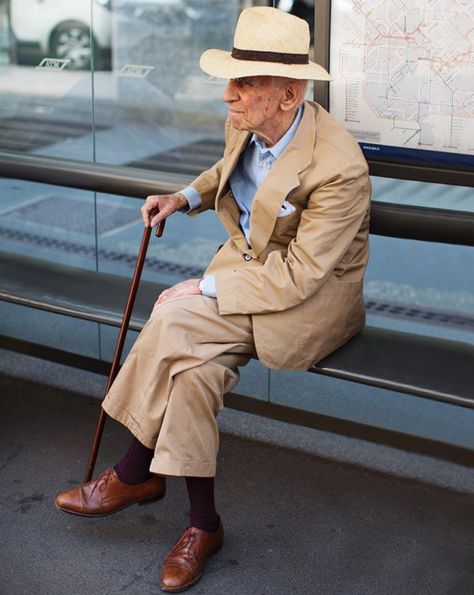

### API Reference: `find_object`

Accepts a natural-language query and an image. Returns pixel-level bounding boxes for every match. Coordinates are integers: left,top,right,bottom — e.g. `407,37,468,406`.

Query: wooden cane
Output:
83,215,165,483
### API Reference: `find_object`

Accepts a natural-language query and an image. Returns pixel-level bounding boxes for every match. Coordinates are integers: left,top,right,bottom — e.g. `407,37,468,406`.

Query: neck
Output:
257,107,299,147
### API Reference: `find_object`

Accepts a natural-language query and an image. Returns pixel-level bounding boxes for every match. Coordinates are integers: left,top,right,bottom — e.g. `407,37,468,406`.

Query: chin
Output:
230,118,242,129
229,115,247,130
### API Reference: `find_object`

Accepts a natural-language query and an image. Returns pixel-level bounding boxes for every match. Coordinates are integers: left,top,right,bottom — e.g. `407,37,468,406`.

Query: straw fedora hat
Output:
200,6,331,81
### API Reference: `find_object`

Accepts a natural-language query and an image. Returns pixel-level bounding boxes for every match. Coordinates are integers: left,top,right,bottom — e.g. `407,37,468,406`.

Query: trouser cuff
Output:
150,456,216,477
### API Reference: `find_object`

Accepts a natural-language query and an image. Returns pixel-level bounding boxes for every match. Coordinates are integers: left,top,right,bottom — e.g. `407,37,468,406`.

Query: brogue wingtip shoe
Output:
55,468,166,517
160,521,224,592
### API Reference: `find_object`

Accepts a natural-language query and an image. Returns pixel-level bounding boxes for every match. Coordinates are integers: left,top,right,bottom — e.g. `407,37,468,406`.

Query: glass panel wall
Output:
2,1,95,158
1,0,99,356
0,1,472,444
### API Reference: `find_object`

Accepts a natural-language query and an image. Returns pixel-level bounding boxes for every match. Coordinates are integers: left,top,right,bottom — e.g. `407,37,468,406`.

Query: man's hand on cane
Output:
141,192,188,228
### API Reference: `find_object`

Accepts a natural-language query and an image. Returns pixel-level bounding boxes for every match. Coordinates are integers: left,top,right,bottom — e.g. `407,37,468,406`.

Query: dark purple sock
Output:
114,436,154,485
185,476,219,532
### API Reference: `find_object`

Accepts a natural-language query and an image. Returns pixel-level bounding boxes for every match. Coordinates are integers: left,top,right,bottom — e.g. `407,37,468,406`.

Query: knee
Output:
147,299,190,339
171,365,225,415
150,295,204,328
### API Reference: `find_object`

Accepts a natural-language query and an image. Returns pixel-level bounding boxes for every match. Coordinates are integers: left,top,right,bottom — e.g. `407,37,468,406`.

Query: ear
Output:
279,81,301,112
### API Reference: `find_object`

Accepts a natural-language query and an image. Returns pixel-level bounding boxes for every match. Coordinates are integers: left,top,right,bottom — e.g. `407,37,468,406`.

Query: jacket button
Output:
243,253,252,261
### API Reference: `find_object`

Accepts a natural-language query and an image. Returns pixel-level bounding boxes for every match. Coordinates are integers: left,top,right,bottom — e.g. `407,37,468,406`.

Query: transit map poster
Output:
329,0,474,170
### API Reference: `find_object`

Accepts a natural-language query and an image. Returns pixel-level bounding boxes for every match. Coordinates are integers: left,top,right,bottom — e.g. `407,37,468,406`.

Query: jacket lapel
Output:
217,190,250,253
249,102,316,258
216,130,251,201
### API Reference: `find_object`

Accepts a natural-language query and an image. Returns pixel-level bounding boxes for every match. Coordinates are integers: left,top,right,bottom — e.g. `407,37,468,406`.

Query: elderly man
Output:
55,6,370,592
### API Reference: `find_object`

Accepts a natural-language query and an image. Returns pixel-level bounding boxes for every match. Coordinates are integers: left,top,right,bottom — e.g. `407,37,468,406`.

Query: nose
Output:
223,79,238,103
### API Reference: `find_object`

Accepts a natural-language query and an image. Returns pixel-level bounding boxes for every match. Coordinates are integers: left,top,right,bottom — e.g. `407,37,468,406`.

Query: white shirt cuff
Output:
200,275,217,298
179,186,202,212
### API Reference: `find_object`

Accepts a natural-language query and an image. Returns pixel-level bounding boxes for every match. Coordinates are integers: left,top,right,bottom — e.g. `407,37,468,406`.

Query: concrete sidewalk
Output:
1,352,473,594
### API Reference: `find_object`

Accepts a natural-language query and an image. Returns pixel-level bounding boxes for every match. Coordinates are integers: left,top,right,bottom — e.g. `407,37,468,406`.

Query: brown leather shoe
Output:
160,521,224,592
55,468,166,517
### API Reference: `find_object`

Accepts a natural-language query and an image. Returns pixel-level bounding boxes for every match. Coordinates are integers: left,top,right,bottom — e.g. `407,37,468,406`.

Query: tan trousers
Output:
102,295,255,477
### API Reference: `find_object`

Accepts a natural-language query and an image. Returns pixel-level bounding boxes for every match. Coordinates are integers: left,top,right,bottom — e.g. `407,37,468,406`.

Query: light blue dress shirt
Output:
181,106,303,298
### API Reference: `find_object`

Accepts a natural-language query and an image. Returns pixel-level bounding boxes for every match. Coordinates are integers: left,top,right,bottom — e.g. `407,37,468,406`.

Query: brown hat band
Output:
231,47,309,65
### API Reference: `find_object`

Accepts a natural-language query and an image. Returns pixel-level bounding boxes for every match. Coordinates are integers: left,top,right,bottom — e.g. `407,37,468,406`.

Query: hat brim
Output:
200,49,332,81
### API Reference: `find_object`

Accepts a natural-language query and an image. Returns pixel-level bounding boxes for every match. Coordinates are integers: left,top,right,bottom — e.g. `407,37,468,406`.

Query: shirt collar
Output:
251,105,303,159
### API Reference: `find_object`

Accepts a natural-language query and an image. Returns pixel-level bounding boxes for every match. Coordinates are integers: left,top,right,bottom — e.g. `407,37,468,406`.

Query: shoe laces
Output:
90,468,114,497
174,529,198,559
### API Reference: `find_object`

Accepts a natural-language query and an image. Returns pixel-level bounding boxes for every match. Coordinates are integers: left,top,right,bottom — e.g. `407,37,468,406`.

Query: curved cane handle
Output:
149,207,166,238
155,219,166,238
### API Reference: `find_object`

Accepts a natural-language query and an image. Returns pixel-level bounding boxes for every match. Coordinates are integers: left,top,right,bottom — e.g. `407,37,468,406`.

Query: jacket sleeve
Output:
185,157,223,216
215,159,371,315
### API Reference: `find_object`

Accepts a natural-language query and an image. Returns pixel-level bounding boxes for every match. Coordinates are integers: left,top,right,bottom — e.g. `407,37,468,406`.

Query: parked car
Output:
10,0,112,69
9,0,234,74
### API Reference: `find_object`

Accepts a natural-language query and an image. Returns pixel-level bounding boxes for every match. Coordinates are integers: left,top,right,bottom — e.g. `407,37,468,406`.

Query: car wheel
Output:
50,21,95,70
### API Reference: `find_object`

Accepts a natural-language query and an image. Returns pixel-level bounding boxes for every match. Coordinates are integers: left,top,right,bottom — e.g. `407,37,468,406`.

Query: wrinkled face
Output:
223,76,286,139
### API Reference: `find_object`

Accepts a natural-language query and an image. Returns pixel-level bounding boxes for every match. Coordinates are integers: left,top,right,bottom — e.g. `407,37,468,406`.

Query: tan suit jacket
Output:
188,101,371,370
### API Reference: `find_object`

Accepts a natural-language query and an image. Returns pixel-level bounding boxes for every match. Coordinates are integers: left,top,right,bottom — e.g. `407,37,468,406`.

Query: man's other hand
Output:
155,278,202,307
141,193,188,228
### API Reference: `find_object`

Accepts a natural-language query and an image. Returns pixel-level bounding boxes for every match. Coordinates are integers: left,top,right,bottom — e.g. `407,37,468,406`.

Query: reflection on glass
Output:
0,177,101,357
0,1,315,171
1,1,95,159
0,1,9,65
371,177,474,212
90,1,238,292
10,0,111,70
0,301,102,359
92,1,315,174
0,179,98,269
93,0,239,176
